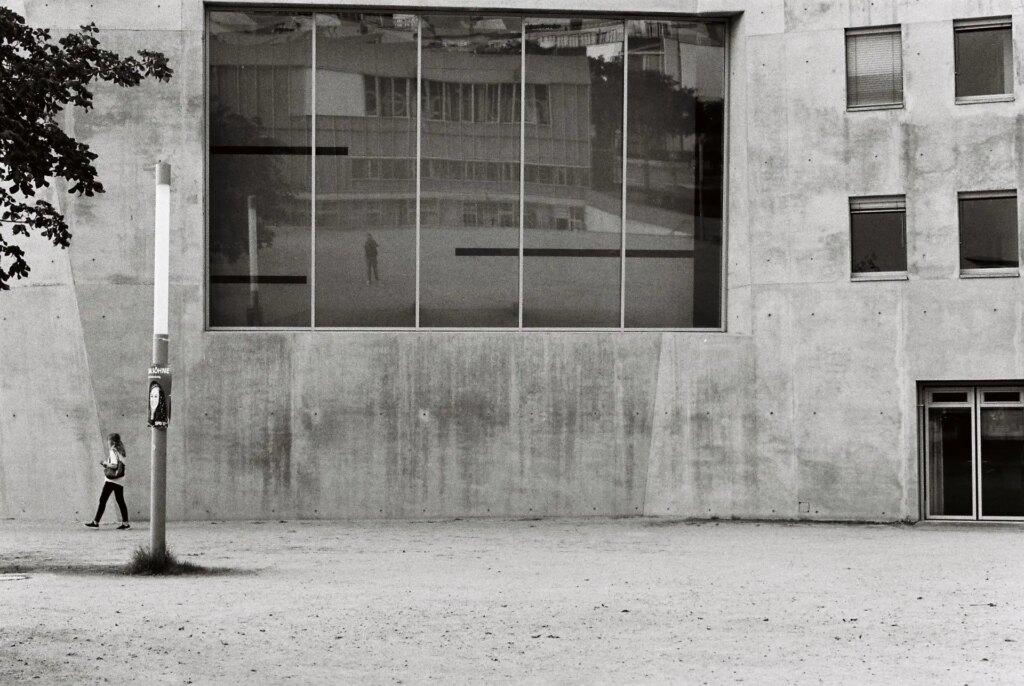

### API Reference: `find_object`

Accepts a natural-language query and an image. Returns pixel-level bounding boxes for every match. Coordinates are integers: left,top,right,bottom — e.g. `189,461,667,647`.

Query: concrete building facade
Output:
2,0,1023,522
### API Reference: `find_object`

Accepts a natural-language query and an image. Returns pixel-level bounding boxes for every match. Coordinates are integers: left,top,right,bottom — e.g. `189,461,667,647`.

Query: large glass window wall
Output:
208,10,727,329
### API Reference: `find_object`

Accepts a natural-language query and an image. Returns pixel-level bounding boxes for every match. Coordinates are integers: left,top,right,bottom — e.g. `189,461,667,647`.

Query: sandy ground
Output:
1,518,1023,685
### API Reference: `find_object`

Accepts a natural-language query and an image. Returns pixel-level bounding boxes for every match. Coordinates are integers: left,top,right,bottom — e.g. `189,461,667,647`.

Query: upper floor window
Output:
846,25,903,110
954,17,1014,102
958,190,1019,275
850,195,907,278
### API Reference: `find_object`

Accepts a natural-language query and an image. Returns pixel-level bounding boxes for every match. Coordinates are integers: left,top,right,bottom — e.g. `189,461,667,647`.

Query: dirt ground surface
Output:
1,518,1023,685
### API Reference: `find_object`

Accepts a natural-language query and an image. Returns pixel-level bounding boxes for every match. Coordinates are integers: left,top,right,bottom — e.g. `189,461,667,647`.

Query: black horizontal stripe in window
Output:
211,275,307,284
455,248,694,258
209,146,348,156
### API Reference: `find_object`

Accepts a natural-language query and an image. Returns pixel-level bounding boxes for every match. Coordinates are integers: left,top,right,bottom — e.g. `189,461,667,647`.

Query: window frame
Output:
205,10,730,332
848,195,909,281
957,189,1020,278
953,16,1015,105
921,383,1024,521
845,24,904,112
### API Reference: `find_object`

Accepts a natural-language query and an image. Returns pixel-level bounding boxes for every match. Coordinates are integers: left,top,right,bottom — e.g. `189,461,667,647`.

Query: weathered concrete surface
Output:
2,518,1024,684
177,333,660,519
3,0,1024,521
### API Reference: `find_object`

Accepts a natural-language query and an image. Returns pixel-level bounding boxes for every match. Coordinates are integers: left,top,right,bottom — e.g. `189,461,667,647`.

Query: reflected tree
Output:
208,101,290,263
591,59,698,200
852,253,880,273
628,69,696,214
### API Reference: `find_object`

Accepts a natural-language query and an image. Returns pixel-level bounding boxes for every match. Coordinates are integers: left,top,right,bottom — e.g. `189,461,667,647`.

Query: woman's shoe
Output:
84,521,98,528
117,523,130,530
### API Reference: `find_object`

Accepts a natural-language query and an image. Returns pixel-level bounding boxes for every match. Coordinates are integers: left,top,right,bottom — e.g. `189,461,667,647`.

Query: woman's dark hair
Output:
107,433,126,457
149,382,167,422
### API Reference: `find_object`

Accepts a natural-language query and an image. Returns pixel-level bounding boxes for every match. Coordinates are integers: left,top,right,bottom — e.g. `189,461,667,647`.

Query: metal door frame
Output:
975,386,1024,521
923,386,977,520
923,384,1024,521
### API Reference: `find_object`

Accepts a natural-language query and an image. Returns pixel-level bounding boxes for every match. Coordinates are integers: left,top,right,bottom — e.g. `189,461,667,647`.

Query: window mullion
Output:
415,16,422,328
620,20,628,330
518,22,526,329
310,14,317,330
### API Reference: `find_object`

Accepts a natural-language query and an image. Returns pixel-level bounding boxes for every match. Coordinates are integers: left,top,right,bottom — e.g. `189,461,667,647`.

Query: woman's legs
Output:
93,482,115,523
112,484,129,523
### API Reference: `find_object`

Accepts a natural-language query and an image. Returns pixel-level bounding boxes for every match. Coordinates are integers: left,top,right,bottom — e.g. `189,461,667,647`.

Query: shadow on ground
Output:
0,558,250,577
639,517,919,528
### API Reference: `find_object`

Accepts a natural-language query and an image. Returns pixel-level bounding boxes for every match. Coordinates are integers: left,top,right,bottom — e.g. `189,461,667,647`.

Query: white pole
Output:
154,164,171,336
150,161,170,559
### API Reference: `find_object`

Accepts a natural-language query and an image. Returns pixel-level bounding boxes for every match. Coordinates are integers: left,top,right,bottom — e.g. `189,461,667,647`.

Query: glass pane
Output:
314,13,417,327
959,195,1018,269
980,408,1024,517
955,26,1013,98
523,18,624,328
625,21,726,328
419,15,522,327
984,391,1020,402
932,391,968,403
927,407,974,517
850,210,906,273
209,11,313,327
846,31,903,108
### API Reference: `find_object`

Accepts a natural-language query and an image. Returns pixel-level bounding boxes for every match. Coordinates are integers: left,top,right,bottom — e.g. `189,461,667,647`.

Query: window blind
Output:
846,28,903,108
850,195,905,212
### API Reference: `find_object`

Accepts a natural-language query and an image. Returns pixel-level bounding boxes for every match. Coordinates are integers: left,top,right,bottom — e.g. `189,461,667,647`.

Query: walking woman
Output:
84,433,130,529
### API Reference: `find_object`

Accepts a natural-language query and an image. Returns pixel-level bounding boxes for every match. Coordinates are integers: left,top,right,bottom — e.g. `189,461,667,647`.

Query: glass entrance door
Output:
924,386,1024,520
978,389,1024,518
926,389,975,518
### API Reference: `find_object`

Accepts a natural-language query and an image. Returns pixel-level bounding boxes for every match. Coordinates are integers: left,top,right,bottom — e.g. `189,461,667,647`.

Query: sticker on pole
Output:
148,366,171,429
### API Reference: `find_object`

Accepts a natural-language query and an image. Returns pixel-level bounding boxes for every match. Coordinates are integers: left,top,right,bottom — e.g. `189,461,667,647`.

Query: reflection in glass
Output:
207,11,729,330
959,194,1018,270
980,408,1024,517
209,11,312,327
523,19,624,328
955,25,1013,98
927,408,973,517
315,13,417,327
850,209,906,273
625,21,725,328
418,15,522,327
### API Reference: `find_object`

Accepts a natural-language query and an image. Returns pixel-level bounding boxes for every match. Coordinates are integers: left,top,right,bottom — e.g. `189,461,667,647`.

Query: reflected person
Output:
364,233,379,285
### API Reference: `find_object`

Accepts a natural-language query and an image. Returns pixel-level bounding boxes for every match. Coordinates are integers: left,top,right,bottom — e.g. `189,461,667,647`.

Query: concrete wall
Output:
2,0,1023,521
